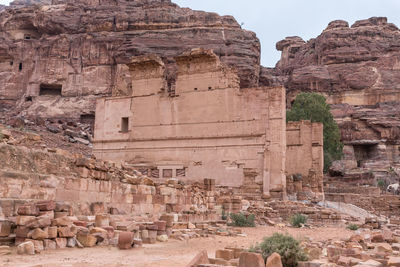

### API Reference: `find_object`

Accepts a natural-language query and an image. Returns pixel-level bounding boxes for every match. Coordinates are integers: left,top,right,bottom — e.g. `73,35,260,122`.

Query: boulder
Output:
187,250,209,267
17,241,35,255
238,252,265,267
156,235,168,242
76,231,97,247
0,221,12,237
266,253,283,267
0,245,11,256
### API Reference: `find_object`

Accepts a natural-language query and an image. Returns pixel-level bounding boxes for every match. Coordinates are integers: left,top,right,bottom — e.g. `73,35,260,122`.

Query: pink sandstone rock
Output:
238,252,265,267
118,231,133,250
187,250,210,267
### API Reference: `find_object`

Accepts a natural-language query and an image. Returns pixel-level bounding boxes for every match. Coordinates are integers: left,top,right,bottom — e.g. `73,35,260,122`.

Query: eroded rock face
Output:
0,0,260,120
274,17,400,181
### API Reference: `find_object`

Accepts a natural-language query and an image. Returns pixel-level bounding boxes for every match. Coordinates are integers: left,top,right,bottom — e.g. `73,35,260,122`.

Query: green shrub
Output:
290,214,307,228
221,209,227,221
229,212,255,227
255,233,308,267
377,180,385,190
347,224,359,231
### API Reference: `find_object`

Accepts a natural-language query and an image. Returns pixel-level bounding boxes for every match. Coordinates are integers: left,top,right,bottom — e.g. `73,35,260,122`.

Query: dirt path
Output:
1,226,353,267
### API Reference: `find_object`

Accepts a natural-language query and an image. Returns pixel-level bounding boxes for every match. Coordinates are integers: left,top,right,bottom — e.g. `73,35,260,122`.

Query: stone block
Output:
31,228,48,240
15,225,30,238
17,241,35,255
36,201,56,211
58,226,75,238
0,221,12,237
26,239,44,253
16,216,36,226
26,216,51,228
55,237,67,249
238,252,265,267
54,212,69,218
375,243,392,254
118,231,133,250
67,237,76,248
76,231,97,247
0,245,11,256
43,239,56,250
95,214,110,228
148,230,157,239
17,204,39,216
155,220,167,231
156,235,168,242
187,250,210,267
73,221,88,227
216,249,235,261
46,226,58,239
52,217,72,227
55,202,72,213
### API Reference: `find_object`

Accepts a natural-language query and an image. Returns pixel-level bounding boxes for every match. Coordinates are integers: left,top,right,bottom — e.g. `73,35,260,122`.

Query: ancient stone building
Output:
286,121,324,200
93,49,287,198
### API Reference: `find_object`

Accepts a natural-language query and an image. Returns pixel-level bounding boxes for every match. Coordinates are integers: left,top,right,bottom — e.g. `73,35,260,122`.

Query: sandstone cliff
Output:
273,17,400,181
0,0,260,120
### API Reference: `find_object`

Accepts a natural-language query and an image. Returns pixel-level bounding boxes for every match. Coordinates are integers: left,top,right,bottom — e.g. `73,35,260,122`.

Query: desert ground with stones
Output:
2,226,354,267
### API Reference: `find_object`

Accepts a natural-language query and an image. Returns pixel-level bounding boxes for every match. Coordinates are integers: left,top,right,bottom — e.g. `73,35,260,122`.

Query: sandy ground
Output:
1,226,353,267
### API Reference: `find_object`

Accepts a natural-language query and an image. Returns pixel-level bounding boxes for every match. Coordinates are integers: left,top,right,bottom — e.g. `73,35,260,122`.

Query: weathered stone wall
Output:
0,144,218,222
286,121,324,199
93,50,286,197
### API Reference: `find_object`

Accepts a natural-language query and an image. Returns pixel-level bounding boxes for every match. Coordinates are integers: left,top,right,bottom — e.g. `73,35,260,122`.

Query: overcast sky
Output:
1,0,399,67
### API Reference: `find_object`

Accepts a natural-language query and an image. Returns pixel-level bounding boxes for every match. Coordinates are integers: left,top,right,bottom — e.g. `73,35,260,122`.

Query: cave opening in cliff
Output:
39,84,62,96
19,63,22,71
354,144,378,167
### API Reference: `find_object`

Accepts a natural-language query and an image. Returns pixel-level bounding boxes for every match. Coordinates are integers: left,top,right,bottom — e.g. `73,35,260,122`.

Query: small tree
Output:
253,233,308,267
287,93,343,172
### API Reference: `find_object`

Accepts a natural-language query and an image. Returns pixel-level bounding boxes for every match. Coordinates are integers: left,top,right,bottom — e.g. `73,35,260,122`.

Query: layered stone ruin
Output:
0,126,343,255
274,17,400,185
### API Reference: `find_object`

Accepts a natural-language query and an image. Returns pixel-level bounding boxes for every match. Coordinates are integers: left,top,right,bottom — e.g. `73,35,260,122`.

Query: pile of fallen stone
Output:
0,200,246,255
298,223,400,267
188,248,283,267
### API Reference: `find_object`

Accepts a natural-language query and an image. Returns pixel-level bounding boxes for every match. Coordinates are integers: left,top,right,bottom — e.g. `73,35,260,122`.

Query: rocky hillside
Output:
0,0,260,120
273,17,400,181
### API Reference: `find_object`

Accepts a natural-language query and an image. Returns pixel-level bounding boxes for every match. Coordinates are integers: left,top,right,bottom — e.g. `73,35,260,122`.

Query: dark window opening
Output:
39,84,62,96
25,96,32,102
208,87,212,90
176,168,186,177
19,63,22,71
24,35,31,40
121,117,129,132
194,88,198,91
163,169,173,178
354,144,378,168
10,61,13,66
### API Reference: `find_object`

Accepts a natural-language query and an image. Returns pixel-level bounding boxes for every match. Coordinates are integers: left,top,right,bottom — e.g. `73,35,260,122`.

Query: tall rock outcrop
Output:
273,17,400,182
0,0,260,120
